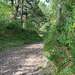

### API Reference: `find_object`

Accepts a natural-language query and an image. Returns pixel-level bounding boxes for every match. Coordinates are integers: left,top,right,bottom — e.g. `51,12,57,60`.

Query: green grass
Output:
0,29,42,52
44,47,75,75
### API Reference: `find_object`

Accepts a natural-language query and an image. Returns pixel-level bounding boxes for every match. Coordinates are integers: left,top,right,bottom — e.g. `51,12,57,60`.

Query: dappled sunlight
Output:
0,0,75,74
0,42,48,75
25,43,43,49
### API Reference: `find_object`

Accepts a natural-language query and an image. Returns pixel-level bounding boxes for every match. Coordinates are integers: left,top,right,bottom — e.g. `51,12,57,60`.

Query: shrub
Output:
6,20,20,29
24,19,36,31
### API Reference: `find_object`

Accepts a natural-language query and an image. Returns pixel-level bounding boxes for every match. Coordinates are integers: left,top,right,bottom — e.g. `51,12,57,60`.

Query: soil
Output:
0,42,56,75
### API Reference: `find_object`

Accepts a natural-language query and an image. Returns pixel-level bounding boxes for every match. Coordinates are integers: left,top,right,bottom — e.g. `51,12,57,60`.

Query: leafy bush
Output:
0,2,11,34
6,20,24,32
24,19,36,31
0,18,8,34
6,20,20,29
44,1,75,75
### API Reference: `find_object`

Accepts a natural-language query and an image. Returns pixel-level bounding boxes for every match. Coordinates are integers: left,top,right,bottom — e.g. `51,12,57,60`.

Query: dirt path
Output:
0,42,46,75
0,42,56,75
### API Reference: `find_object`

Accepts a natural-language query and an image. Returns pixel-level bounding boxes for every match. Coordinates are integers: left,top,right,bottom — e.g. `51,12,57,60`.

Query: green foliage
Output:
6,20,21,30
24,19,36,31
0,2,11,34
56,14,66,33
44,0,75,75
23,10,28,15
0,0,44,52
0,28,42,52
0,0,75,74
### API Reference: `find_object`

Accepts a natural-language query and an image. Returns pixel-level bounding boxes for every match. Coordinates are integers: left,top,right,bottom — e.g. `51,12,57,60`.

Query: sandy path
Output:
0,42,49,75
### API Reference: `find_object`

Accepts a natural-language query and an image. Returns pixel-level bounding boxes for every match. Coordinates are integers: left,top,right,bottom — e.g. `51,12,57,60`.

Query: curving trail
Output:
0,42,56,75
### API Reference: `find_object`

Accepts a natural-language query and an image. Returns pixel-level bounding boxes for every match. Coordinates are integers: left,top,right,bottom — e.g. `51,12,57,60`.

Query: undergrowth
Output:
44,2,75,75
0,20,42,52
44,48,75,75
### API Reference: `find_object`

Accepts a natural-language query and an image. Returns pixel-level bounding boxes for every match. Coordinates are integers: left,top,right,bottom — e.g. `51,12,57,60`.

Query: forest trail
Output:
0,42,56,75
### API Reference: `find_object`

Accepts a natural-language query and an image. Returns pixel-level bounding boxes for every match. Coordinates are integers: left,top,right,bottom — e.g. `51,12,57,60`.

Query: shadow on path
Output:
0,42,47,75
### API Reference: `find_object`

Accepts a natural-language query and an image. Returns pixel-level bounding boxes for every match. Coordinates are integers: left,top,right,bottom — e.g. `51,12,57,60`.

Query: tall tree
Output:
20,0,24,25
11,0,13,6
13,0,19,20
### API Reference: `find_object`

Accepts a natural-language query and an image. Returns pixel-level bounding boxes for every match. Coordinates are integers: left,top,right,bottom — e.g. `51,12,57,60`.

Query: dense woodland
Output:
0,0,75,75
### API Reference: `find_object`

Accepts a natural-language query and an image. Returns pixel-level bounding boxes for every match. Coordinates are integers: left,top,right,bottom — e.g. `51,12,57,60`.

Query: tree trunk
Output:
13,0,19,20
11,0,13,6
25,8,28,19
20,0,24,25
57,4,62,21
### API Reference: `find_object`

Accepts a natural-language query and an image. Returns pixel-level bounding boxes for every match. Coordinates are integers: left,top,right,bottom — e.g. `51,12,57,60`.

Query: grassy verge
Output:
44,47,75,75
0,29,42,52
